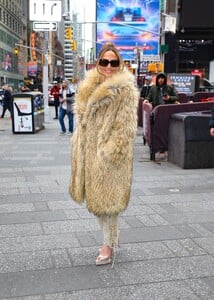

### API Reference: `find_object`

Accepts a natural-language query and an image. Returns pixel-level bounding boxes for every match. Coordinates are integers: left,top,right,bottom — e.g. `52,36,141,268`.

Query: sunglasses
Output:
98,59,120,67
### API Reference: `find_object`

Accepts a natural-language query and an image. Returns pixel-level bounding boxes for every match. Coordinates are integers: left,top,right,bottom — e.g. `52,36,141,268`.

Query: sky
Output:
70,0,96,58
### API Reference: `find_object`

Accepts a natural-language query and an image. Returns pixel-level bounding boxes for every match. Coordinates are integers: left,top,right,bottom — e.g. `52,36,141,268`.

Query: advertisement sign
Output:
27,61,38,77
167,74,200,95
13,98,33,132
96,0,160,60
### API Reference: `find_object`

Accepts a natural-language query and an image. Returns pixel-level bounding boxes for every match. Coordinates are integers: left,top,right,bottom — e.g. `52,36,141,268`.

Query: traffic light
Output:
71,40,77,51
65,27,72,40
14,47,18,55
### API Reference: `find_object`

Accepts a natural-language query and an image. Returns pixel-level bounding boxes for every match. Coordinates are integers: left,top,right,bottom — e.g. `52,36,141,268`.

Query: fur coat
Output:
69,67,139,216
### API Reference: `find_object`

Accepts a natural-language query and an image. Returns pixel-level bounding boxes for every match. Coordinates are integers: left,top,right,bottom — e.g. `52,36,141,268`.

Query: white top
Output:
62,89,67,109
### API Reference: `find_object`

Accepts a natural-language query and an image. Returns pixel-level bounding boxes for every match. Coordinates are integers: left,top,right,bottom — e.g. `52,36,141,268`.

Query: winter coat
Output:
50,85,60,100
2,89,12,109
69,67,139,216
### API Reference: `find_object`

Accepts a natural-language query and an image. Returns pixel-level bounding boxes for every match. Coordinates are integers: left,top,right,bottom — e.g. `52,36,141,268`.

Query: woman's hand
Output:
143,99,153,113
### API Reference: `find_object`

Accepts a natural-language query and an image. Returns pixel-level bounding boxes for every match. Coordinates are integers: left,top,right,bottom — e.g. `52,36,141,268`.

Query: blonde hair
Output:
95,43,124,71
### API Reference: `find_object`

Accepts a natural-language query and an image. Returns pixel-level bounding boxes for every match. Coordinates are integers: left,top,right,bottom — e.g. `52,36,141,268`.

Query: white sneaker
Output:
59,131,66,135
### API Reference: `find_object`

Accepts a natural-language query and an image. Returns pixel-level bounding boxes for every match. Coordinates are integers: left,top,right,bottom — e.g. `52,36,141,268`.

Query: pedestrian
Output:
50,81,60,119
1,84,12,118
58,79,75,135
140,75,153,98
209,106,214,137
143,72,179,112
69,42,139,266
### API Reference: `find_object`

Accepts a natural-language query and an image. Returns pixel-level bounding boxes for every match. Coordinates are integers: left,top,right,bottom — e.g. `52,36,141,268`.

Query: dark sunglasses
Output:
98,59,120,67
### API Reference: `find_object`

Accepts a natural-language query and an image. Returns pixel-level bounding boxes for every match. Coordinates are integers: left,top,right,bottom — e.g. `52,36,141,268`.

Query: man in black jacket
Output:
1,85,12,118
143,73,179,111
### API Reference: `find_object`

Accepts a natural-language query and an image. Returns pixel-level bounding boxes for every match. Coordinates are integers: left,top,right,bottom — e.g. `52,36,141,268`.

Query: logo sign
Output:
30,0,62,21
33,22,58,31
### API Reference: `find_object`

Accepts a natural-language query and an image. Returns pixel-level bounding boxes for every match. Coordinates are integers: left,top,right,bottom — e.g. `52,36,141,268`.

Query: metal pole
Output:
43,32,50,123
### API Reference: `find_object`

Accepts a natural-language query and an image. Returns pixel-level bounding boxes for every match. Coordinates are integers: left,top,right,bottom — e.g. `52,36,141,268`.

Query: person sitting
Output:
140,75,153,98
143,72,179,112
143,73,179,160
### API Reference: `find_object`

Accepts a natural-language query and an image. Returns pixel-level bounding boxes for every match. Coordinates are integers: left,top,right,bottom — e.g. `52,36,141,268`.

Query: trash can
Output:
168,111,214,169
12,92,45,134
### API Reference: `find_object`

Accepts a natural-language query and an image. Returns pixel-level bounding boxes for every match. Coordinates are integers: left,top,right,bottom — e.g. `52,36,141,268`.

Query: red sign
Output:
191,69,202,78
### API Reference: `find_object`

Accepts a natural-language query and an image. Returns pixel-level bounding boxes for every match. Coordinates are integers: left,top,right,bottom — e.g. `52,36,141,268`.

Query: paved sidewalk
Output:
0,107,214,299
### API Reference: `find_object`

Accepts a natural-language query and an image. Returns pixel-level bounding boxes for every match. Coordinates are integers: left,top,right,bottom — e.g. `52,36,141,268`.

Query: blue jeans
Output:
58,107,73,133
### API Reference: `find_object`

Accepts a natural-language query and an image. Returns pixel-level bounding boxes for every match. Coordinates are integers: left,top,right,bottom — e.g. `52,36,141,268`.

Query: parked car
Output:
199,78,214,91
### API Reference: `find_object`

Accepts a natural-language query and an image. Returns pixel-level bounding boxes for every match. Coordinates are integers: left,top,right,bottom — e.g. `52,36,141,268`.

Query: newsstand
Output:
12,92,45,134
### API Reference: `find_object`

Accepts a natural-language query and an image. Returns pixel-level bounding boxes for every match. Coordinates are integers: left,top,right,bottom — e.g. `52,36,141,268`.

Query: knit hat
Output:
145,75,152,81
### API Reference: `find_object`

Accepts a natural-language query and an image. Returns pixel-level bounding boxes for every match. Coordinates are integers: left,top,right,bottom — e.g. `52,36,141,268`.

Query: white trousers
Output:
97,215,119,248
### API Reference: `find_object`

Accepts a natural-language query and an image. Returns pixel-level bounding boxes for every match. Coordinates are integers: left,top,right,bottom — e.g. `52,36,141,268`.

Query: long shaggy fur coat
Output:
69,67,139,216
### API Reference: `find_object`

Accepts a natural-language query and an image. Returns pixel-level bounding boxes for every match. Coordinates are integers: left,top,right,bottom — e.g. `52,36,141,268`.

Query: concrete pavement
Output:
0,107,214,299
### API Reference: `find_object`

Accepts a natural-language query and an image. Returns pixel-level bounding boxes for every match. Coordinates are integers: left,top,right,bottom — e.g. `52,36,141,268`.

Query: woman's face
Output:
62,80,67,89
98,50,120,79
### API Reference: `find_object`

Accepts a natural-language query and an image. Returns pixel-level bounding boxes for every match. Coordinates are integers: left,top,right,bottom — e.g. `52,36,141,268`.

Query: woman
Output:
69,43,139,265
58,79,75,135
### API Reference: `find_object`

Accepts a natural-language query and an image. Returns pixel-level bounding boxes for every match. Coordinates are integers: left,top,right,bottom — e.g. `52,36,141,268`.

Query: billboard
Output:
96,0,160,60
27,61,38,77
13,98,33,132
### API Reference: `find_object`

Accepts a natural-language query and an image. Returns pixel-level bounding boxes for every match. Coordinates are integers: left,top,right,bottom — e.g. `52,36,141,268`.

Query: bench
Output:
142,101,214,160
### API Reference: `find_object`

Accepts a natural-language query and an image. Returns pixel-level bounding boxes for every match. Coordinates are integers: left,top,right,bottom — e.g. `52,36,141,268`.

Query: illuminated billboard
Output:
96,0,160,60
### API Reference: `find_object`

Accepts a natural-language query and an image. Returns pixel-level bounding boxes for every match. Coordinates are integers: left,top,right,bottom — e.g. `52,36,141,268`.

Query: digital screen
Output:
167,74,200,96
96,0,160,60
27,61,38,77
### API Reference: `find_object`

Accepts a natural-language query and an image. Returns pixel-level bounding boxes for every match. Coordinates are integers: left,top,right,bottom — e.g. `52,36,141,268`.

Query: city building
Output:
1,0,214,90
0,0,28,89
0,0,64,91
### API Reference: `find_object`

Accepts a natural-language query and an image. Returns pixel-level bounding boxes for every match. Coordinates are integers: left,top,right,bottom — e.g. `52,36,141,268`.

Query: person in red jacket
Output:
50,81,60,119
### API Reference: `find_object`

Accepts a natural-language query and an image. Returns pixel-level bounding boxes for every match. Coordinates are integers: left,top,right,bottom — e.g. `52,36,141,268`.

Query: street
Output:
0,107,214,299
